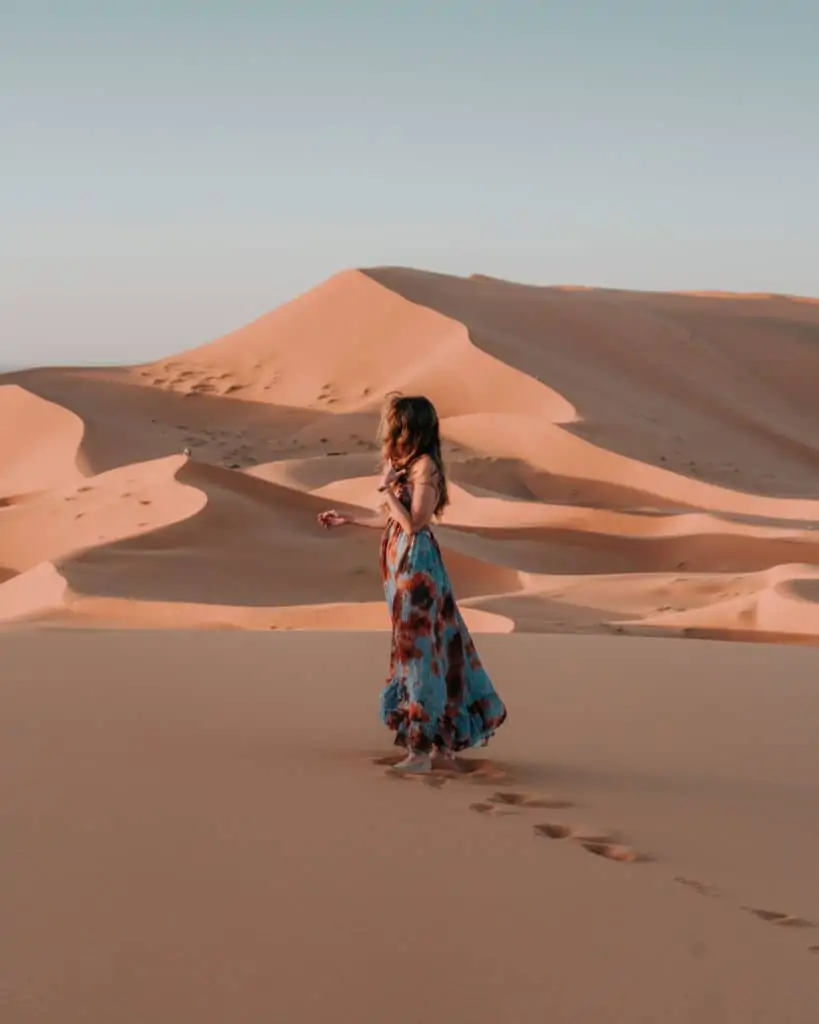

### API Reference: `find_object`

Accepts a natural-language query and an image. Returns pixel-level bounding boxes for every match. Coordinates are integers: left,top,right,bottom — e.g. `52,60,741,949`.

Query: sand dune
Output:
367,269,819,496
4,270,819,1022
0,385,85,496
17,458,517,628
2,267,819,639
0,454,203,575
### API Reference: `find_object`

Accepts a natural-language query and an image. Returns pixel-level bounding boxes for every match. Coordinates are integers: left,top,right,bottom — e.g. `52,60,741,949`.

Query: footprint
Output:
455,759,512,783
742,907,815,928
534,823,650,862
382,767,448,789
490,791,573,809
469,801,517,817
534,823,614,843
674,876,720,897
582,841,651,863
422,775,447,790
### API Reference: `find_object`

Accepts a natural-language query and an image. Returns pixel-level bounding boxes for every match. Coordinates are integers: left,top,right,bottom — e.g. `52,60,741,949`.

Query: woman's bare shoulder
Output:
409,455,439,481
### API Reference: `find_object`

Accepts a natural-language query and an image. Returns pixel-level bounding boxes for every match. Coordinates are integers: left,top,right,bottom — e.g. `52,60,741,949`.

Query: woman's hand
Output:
317,510,351,529
378,462,405,492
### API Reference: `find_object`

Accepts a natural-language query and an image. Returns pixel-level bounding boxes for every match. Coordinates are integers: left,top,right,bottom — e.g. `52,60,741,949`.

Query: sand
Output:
1,630,818,1023
2,267,819,638
2,268,819,1019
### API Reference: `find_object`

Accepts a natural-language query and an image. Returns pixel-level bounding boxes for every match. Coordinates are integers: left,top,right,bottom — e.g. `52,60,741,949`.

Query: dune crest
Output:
2,267,819,640
0,385,86,497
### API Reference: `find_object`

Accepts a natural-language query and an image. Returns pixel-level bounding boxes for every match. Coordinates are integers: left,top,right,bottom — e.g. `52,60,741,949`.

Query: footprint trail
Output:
372,752,816,955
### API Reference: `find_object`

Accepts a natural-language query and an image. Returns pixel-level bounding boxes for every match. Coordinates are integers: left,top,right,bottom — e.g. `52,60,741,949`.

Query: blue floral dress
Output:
379,480,507,754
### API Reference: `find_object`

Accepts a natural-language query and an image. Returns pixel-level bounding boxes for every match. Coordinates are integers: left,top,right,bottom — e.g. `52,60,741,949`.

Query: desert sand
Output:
2,268,819,636
2,630,819,1023
2,269,819,1020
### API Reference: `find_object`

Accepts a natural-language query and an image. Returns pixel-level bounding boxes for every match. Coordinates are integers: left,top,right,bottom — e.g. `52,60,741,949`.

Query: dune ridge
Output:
2,267,819,640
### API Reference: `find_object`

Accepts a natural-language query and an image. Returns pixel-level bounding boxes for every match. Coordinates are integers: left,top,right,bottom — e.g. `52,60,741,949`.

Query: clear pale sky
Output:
2,0,818,366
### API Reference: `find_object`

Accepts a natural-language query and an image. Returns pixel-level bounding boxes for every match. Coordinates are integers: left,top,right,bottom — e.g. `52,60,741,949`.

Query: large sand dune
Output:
4,271,819,1023
2,268,819,639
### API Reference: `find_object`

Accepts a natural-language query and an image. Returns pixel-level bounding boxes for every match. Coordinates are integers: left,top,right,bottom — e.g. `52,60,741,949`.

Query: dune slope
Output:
2,267,818,639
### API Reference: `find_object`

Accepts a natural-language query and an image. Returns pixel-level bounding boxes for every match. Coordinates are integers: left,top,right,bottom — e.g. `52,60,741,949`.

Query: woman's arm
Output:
381,489,413,533
381,459,438,535
317,508,387,530
349,510,388,528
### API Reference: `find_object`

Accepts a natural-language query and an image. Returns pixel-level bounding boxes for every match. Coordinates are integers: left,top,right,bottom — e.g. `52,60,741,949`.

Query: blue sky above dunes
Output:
2,0,818,365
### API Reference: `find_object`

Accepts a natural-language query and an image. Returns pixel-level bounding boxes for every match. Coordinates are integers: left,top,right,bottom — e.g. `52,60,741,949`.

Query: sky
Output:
2,0,818,366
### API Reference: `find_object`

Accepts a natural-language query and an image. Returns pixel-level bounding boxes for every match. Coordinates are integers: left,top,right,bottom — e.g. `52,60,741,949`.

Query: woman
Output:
318,394,507,773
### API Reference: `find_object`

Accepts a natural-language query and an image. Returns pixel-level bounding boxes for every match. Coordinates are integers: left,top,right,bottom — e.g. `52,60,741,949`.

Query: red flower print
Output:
408,702,430,723
394,626,422,662
465,637,482,670
393,608,430,662
401,572,436,611
379,504,506,755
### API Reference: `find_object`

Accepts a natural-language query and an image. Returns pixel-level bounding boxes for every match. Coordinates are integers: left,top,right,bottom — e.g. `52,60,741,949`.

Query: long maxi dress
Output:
379,478,507,754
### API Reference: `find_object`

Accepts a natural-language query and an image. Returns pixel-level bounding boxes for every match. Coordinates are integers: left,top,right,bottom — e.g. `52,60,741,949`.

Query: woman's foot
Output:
392,750,433,774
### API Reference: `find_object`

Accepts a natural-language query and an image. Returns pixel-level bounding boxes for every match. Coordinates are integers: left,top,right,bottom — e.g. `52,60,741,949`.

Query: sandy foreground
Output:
2,268,819,638
2,629,818,1023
